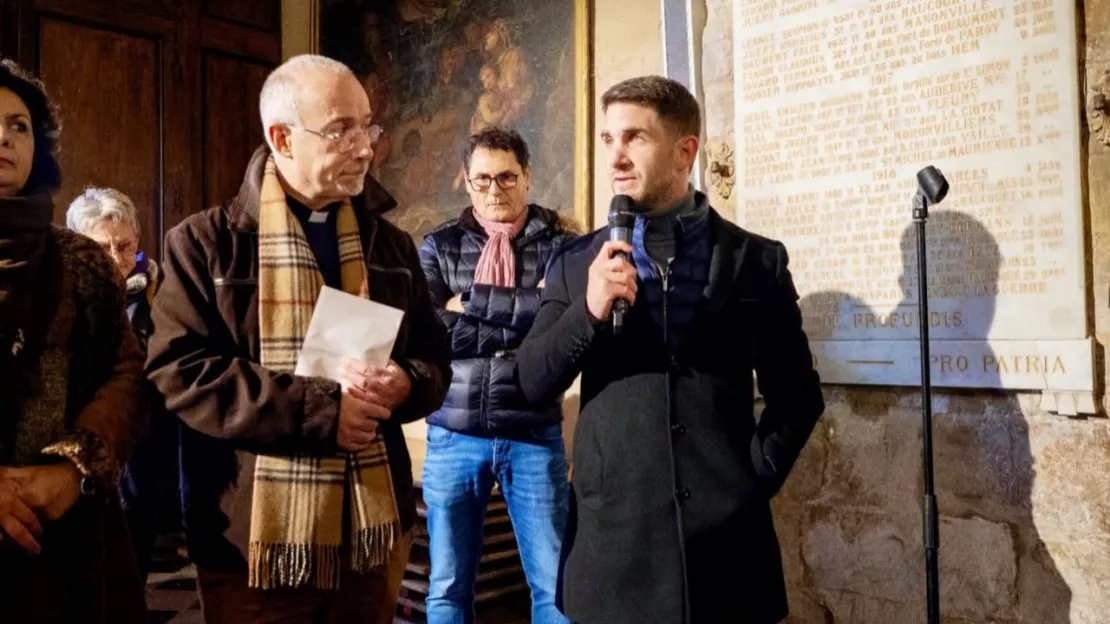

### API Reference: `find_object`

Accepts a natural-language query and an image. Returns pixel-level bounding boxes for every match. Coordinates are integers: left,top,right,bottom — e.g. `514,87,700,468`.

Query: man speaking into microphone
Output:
516,76,825,624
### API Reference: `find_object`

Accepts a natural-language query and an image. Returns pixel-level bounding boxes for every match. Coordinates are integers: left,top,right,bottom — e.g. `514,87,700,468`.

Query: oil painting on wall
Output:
320,0,591,238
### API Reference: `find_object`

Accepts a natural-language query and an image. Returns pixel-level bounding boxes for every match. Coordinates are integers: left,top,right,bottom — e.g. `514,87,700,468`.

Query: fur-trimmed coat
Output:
0,227,147,624
418,204,582,436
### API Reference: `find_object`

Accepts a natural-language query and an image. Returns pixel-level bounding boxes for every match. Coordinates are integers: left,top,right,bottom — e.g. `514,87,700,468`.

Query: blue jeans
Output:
422,424,571,624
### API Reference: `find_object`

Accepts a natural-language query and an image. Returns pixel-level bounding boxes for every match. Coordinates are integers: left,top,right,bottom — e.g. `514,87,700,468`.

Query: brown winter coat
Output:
145,145,452,572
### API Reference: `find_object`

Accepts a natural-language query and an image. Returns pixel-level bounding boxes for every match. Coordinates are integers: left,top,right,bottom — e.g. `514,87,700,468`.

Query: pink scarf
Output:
473,208,529,287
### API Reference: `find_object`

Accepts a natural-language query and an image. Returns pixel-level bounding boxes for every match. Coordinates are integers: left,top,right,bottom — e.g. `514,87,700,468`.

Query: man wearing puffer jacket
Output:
418,127,580,624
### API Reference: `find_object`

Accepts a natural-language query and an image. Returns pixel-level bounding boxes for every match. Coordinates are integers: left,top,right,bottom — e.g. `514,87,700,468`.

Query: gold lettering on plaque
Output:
930,354,971,373
735,0,1086,372
982,354,1067,374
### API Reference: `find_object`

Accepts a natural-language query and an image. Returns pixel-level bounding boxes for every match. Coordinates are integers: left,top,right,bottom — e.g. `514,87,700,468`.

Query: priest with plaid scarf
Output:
145,55,451,623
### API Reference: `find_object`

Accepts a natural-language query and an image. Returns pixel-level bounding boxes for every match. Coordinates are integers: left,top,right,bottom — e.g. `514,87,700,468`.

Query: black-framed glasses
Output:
295,123,382,153
467,172,519,192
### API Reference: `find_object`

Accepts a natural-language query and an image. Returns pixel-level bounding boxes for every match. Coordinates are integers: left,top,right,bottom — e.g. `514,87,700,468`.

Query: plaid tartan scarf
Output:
249,156,399,589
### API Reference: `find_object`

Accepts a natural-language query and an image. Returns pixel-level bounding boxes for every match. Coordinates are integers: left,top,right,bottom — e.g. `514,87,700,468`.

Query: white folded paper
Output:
293,286,405,389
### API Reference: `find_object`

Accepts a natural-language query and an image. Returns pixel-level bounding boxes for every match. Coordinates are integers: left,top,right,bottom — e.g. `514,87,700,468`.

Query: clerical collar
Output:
288,196,338,225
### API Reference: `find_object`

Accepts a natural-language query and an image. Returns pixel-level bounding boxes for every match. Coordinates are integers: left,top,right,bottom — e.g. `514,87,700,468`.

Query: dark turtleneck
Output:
642,191,697,269
628,189,711,347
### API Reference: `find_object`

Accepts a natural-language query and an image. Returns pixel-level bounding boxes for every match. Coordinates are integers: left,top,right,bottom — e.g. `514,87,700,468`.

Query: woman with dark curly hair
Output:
0,59,148,622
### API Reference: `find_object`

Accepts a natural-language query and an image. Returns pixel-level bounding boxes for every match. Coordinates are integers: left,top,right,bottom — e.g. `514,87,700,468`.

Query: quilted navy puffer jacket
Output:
418,204,580,436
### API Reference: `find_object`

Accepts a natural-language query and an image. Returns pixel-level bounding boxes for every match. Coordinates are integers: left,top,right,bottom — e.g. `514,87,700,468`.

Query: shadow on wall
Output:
784,211,1071,622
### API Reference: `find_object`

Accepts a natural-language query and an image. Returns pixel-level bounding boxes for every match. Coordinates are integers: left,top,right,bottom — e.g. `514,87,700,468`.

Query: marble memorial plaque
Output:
732,0,1093,406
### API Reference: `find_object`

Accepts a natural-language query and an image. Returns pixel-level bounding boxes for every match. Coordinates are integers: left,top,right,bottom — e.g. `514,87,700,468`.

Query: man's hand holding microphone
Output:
586,196,638,331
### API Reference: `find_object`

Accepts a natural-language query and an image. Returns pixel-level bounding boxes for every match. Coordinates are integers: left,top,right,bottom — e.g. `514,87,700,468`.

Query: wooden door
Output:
0,0,280,259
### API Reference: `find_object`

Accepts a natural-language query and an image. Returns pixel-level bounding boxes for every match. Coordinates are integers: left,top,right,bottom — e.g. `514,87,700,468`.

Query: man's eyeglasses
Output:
467,172,519,192
294,123,382,153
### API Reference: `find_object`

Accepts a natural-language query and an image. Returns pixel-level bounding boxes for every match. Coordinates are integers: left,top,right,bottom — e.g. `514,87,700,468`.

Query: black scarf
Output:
0,191,63,459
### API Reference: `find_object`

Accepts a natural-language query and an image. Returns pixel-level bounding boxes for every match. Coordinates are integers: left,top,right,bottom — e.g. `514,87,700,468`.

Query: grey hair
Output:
66,186,140,236
259,54,356,151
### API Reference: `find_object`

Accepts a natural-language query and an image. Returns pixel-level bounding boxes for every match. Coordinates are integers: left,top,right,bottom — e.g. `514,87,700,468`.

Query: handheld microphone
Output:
608,195,636,334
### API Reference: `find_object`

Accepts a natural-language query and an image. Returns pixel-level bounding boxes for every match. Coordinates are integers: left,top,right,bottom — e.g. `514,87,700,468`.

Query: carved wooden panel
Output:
203,0,279,33
38,17,162,257
9,0,281,257
35,0,182,23
203,51,272,207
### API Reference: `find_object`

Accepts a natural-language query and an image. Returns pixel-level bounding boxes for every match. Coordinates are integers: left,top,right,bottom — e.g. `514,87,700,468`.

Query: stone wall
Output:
700,0,1110,622
591,0,664,228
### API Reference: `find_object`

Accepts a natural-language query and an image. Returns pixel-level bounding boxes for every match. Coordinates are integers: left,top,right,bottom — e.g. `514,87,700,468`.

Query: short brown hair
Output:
601,75,700,138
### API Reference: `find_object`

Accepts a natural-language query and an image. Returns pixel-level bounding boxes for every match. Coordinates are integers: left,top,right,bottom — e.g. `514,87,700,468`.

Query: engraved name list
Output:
732,0,1094,410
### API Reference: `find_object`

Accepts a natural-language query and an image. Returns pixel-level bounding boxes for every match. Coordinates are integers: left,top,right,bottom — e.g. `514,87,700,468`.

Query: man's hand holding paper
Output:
292,286,408,451
343,358,412,412
337,391,387,452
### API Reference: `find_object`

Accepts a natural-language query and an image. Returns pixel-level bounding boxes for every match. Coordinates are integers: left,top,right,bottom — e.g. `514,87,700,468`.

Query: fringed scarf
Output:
472,207,528,287
124,252,158,303
249,156,399,589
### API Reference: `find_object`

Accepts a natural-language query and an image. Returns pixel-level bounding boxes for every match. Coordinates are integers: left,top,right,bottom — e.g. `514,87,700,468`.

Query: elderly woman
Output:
0,59,147,622
67,188,157,341
67,187,173,583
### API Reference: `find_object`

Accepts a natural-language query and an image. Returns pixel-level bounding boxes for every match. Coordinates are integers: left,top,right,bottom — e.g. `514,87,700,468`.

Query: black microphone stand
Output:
913,190,940,624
